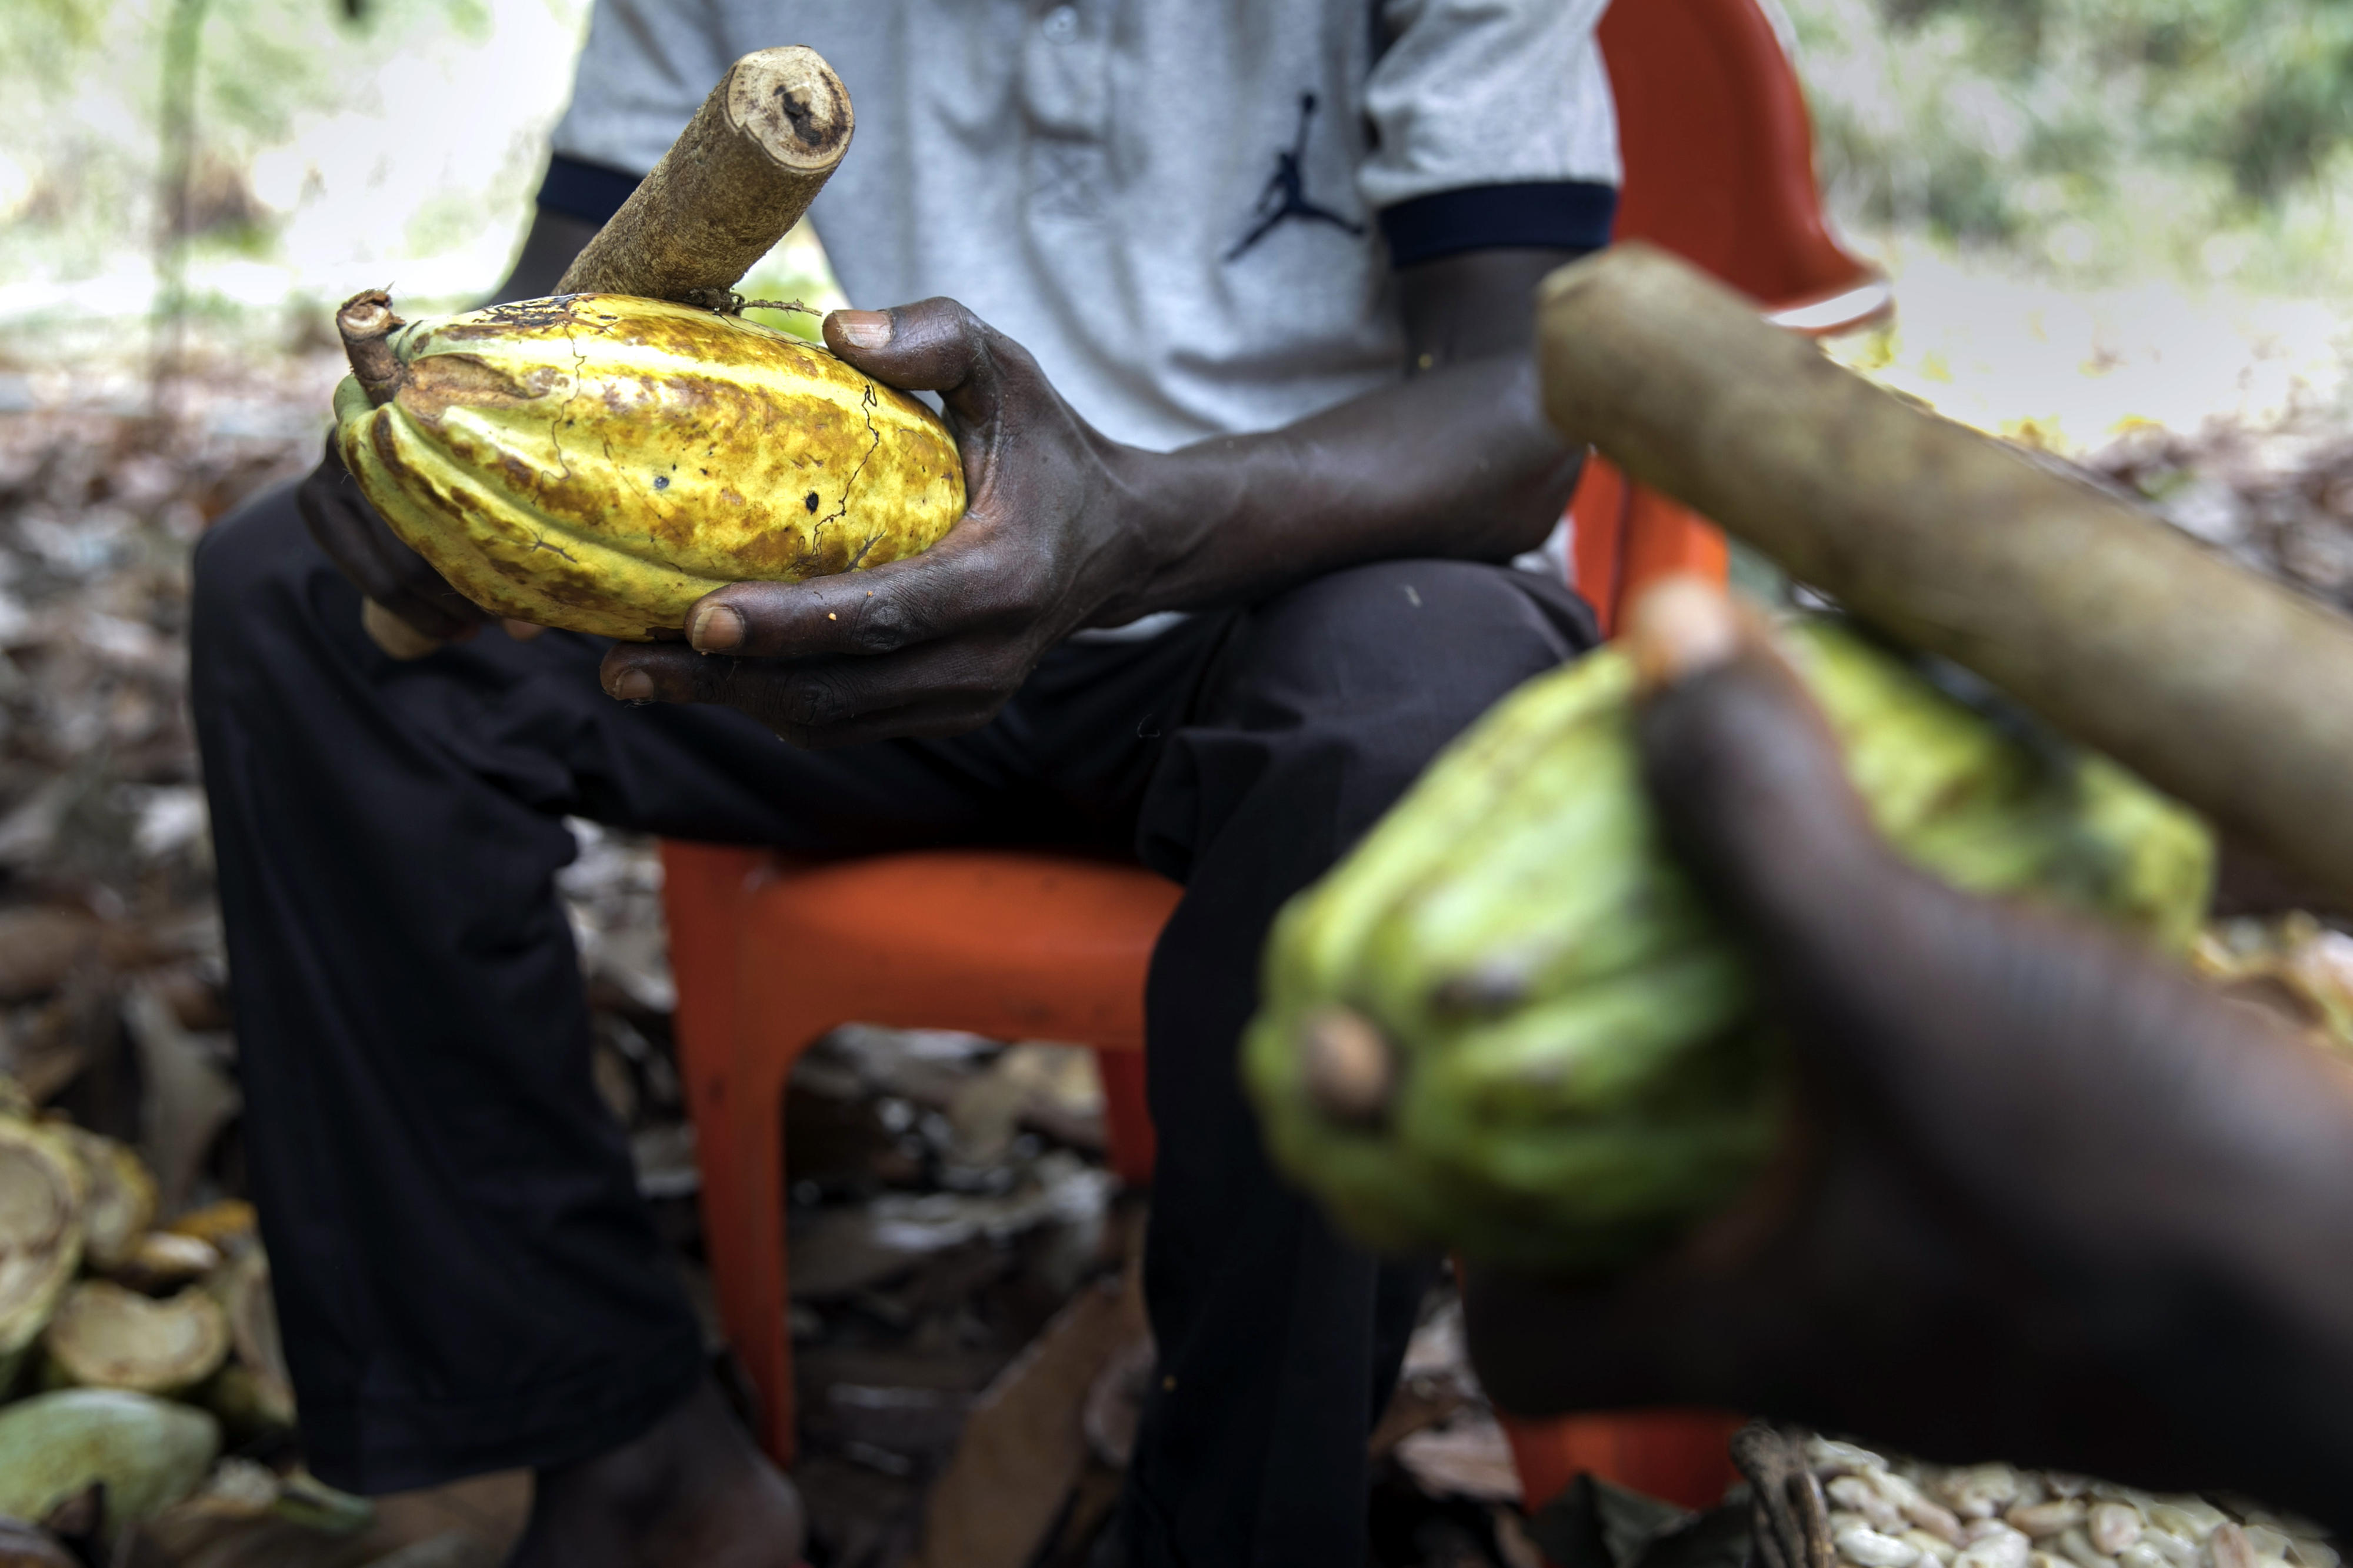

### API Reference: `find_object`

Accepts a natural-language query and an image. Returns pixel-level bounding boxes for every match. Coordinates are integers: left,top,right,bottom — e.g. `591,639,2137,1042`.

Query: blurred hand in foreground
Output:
1462,578,2353,1530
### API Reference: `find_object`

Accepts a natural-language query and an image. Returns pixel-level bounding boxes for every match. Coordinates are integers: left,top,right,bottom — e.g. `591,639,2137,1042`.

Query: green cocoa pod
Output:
1244,619,2214,1274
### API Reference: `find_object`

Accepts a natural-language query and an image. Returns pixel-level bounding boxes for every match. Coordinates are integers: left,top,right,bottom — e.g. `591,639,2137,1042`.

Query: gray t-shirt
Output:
546,0,1619,456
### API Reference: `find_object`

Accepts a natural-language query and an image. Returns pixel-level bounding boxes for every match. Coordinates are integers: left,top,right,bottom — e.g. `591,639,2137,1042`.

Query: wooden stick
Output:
361,46,854,656
1537,242,2353,903
555,44,852,304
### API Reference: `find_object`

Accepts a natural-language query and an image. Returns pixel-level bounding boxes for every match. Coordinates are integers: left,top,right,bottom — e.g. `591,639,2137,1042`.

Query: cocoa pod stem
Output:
335,289,405,407
1537,243,2353,906
556,45,853,302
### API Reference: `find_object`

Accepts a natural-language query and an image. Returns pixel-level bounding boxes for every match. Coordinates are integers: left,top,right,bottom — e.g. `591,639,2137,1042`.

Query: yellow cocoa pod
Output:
332,292,965,640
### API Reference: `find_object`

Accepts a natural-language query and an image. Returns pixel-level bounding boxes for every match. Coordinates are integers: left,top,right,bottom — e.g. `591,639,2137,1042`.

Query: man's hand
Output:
298,436,491,645
1461,579,2353,1528
598,301,1150,748
599,252,1589,748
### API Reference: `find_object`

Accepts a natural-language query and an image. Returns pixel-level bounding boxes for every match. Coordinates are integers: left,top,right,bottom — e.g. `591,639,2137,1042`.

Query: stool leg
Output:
661,843,764,1372
1501,1408,1745,1513
1092,1047,1156,1187
716,902,846,1469
1569,457,1634,635
721,1036,814,1466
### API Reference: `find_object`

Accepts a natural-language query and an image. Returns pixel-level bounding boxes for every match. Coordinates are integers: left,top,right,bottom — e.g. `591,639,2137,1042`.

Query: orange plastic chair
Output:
663,845,1172,1467
661,0,1884,1512
1568,0,1890,638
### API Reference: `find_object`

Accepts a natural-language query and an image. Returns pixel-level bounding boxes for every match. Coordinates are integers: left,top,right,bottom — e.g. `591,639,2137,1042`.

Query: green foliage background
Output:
2,0,2350,339
1789,0,2353,290
3,0,491,270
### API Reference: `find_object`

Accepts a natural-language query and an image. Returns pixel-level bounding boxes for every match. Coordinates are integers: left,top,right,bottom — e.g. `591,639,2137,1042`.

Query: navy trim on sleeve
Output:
536,154,644,226
1379,181,1618,268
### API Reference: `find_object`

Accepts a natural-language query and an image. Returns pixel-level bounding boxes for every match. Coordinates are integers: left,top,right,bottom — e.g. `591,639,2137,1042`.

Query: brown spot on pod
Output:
336,288,407,406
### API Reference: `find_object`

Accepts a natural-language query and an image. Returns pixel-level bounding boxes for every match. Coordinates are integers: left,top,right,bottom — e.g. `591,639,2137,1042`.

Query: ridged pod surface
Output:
333,294,965,639
1244,619,2217,1274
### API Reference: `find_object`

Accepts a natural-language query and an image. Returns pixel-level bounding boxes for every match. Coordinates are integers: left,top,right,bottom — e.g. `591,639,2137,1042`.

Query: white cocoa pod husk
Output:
1944,1469,2029,1520
2058,1526,2121,1568
1904,1501,1968,1546
1873,1473,1957,1542
2091,1504,2146,1557
1834,1477,1908,1534
2211,1526,2259,1568
1906,1533,1960,1566
2011,1503,2090,1540
1840,1527,1923,1568
1811,1436,1892,1476
2142,1532,2203,1568
2151,1504,2229,1540
1958,1526,2034,1568
1870,1472,1932,1509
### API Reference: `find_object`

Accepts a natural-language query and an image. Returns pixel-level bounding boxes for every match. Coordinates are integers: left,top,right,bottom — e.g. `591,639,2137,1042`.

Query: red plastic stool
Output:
662,842,1176,1464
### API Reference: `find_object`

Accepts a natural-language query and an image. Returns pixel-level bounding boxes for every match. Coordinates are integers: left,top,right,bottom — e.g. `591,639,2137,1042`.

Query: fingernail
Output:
610,669,654,702
831,310,892,351
689,603,744,652
1627,575,1741,692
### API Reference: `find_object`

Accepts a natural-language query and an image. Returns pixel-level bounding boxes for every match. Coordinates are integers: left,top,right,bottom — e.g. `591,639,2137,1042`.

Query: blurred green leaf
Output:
1791,0,2353,282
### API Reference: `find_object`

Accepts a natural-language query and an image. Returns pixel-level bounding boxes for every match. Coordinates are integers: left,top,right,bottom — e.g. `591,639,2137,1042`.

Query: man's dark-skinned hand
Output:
298,436,492,644
1461,578,2353,1532
599,251,1585,747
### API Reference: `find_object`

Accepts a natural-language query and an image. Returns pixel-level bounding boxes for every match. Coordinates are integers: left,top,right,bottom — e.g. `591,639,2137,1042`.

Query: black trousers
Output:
189,482,1597,1566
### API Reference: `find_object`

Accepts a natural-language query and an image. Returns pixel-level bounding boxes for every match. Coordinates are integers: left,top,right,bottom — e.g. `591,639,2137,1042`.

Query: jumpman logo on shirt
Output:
1225,92,1366,262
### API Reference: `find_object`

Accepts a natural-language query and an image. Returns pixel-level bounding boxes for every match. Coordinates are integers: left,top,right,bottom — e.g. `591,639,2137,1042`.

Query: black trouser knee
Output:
1123,559,1597,1566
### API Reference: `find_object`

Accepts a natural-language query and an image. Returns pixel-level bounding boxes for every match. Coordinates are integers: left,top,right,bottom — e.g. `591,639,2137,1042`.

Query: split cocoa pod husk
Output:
58,1129,154,1276
41,1281,229,1397
0,1117,84,1382
0,1389,219,1538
